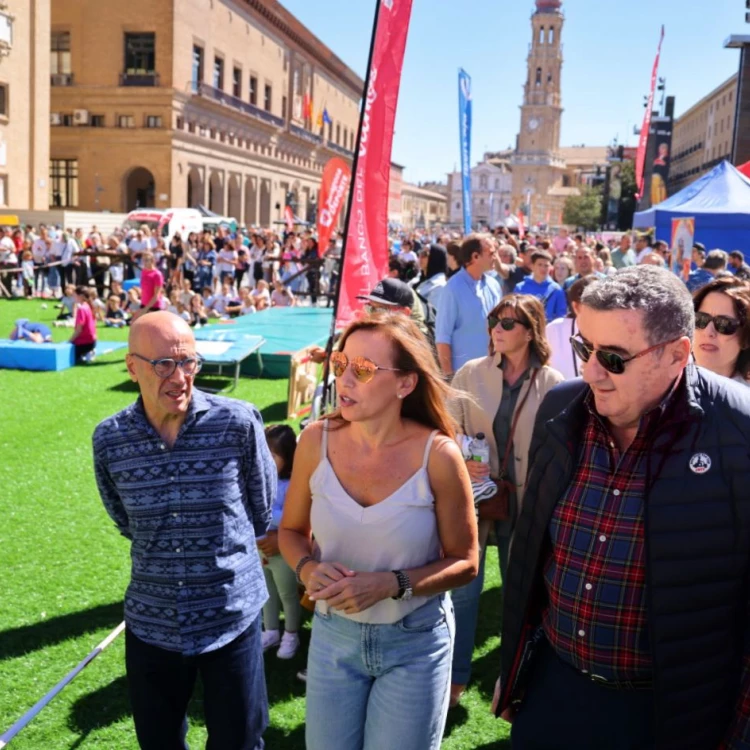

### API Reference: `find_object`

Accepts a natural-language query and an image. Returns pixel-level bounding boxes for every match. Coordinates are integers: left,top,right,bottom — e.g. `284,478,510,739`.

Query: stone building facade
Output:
49,0,362,226
2,0,50,210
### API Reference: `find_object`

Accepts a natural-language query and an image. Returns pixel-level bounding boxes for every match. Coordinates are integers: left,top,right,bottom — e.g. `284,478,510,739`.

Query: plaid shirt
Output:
542,389,658,683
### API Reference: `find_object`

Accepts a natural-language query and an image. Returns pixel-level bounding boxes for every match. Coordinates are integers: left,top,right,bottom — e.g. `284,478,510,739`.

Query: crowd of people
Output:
83,216,750,750
0,222,340,315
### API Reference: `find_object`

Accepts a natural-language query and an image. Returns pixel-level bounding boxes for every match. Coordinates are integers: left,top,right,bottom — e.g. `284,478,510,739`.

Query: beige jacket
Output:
452,354,564,510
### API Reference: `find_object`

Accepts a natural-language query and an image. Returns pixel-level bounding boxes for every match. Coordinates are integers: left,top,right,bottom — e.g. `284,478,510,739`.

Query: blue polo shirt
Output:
435,267,502,372
513,276,567,322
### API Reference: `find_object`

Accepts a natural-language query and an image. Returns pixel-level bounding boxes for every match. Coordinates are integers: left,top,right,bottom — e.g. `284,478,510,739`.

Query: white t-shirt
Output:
217,249,237,274
31,239,49,264
400,250,418,264
208,293,232,315
546,316,582,381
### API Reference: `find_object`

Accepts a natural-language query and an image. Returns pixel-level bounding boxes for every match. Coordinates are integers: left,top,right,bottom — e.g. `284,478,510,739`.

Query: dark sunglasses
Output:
695,311,741,336
570,335,678,375
488,315,529,331
330,351,402,384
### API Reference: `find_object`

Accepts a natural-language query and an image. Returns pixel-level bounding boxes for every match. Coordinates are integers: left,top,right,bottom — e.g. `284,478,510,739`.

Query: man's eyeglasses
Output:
329,351,402,384
570,335,678,375
130,352,204,379
695,311,741,336
488,315,529,332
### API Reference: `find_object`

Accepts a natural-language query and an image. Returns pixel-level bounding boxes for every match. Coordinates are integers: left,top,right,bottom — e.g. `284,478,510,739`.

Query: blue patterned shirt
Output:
92,389,276,655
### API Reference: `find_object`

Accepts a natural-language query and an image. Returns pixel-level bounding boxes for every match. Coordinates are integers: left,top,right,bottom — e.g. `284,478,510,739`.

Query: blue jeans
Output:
451,532,511,685
306,595,455,750
125,616,268,750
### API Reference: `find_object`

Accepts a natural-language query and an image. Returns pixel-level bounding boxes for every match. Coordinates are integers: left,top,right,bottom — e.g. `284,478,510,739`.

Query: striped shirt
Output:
92,390,276,655
542,389,663,682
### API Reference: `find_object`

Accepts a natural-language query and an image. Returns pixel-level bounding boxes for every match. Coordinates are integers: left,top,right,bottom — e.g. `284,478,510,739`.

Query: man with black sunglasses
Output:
92,312,276,749
494,265,750,750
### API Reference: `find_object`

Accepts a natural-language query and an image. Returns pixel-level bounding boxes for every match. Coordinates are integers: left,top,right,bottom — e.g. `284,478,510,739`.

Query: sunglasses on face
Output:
488,315,529,331
695,311,741,336
330,351,402,384
570,335,678,375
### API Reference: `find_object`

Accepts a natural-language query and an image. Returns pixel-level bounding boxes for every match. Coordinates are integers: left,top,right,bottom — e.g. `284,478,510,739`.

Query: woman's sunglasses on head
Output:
329,351,402,384
570,335,679,376
694,311,741,336
488,315,529,332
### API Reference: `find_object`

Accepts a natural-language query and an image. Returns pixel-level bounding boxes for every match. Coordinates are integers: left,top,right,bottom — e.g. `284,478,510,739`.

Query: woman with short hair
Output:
280,313,478,750
693,276,750,385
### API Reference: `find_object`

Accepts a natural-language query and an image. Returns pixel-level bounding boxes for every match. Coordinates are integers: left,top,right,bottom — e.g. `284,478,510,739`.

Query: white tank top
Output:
309,426,442,624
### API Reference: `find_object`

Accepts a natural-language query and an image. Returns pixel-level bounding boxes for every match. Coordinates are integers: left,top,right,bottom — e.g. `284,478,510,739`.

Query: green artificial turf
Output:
0,298,510,749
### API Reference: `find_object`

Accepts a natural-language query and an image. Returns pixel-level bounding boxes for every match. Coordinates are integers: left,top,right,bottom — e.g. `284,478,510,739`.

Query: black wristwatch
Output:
391,569,413,601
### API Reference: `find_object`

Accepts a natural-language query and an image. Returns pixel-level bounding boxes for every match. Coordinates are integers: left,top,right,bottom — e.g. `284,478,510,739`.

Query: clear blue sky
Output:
280,0,742,185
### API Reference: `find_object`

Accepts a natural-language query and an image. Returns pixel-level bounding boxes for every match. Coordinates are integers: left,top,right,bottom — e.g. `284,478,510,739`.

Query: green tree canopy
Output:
563,186,603,231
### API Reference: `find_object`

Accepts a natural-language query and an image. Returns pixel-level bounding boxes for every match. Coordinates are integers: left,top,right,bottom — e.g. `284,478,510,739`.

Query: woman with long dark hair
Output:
280,314,478,750
693,276,750,385
302,237,320,306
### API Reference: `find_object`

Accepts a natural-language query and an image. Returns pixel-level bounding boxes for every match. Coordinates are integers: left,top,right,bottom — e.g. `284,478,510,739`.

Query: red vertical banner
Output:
517,212,526,240
317,158,352,255
335,0,415,329
284,205,295,233
635,26,665,201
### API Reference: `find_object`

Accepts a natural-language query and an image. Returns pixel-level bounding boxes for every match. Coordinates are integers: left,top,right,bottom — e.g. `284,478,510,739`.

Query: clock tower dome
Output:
511,1,566,224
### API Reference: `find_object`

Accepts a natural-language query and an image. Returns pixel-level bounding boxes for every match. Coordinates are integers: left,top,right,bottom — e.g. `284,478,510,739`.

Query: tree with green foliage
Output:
617,160,638,230
563,186,603,231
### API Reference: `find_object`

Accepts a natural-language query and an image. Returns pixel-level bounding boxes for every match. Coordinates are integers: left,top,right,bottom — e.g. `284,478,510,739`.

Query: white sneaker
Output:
277,631,300,660
296,669,307,682
261,629,280,651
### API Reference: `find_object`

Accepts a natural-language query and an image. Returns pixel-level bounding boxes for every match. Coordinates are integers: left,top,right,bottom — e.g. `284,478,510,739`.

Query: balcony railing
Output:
51,72,74,86
325,140,355,159
193,81,285,128
120,72,160,87
289,123,322,145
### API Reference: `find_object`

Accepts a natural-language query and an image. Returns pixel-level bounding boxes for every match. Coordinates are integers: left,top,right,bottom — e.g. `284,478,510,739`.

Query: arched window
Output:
480,174,488,189
548,27,555,44
535,68,542,86
539,26,545,44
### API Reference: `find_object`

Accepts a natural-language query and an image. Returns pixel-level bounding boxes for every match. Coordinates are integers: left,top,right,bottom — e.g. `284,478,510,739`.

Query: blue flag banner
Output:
458,68,472,235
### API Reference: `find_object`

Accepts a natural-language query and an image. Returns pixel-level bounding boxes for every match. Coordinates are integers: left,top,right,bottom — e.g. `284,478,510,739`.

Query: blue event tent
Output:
633,161,750,257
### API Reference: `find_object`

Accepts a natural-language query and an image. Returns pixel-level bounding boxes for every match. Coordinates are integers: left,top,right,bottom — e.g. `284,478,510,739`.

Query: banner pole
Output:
0,622,126,749
320,0,383,414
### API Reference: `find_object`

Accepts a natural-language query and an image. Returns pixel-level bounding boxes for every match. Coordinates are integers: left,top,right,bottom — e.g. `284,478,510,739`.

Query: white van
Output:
123,208,203,243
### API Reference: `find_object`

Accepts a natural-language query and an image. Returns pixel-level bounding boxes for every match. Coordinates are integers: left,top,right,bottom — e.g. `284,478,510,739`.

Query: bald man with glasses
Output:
93,312,276,749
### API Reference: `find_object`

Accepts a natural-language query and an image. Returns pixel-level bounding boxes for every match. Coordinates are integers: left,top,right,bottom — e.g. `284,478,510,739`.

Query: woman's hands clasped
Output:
302,561,398,615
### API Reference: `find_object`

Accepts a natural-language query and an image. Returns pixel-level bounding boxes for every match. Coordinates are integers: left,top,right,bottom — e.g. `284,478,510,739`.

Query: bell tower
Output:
511,0,567,224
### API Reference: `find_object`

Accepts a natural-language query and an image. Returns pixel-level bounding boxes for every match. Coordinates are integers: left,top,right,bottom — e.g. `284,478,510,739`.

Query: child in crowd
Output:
89,289,107,322
206,282,235,318
167,289,191,323
110,279,127,306
271,279,294,307
69,286,97,364
54,284,76,326
188,294,208,327
251,279,271,308
20,250,34,298
259,425,301,660
124,287,142,319
104,294,127,328
226,287,255,316
179,279,195,309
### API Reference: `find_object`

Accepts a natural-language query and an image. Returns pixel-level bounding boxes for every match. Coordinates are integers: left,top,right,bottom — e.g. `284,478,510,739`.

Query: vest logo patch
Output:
689,453,711,475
